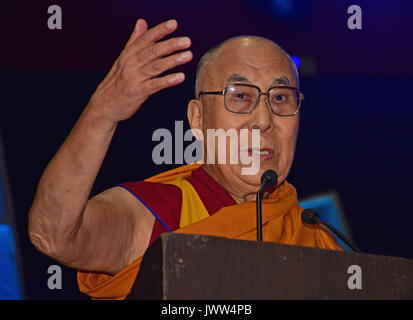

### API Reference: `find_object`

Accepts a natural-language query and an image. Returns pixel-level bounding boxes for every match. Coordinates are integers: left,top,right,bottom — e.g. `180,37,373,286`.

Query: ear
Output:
187,99,203,139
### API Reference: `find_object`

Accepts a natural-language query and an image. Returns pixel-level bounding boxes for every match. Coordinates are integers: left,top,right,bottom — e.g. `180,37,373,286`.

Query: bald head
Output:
187,35,301,203
195,36,299,98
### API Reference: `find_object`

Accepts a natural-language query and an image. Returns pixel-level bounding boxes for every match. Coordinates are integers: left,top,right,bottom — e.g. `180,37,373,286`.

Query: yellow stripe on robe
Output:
77,163,342,300
163,177,210,228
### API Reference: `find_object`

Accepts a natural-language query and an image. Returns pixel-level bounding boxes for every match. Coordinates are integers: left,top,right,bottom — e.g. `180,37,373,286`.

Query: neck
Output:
202,165,271,204
228,190,273,204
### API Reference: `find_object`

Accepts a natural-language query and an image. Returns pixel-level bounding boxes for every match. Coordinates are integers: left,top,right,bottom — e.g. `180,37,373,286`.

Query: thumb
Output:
125,19,148,47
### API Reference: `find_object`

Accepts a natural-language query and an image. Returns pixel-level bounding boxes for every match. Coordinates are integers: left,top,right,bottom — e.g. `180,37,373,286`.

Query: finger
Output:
132,19,178,49
139,36,191,62
125,19,148,48
141,50,193,78
143,72,185,96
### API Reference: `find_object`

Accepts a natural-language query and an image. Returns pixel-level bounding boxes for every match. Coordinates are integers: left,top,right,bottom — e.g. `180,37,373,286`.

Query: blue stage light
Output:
269,0,294,16
299,193,355,252
291,56,301,68
0,224,22,299
249,0,310,21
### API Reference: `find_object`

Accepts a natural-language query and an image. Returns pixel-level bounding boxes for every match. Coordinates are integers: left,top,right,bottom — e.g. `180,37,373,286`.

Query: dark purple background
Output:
3,0,413,75
2,0,413,299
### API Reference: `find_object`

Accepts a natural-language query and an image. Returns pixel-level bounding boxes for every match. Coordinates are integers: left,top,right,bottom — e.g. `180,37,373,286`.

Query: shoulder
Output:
116,180,183,233
119,180,182,208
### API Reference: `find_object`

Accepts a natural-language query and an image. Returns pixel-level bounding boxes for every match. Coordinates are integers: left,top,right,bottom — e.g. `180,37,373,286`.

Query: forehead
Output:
210,38,294,87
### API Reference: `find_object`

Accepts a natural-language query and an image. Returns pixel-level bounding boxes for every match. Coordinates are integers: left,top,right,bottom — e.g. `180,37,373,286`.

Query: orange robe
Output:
78,164,342,299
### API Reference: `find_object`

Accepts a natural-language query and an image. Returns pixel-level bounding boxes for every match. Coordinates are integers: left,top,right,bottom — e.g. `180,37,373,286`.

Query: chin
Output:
237,167,264,187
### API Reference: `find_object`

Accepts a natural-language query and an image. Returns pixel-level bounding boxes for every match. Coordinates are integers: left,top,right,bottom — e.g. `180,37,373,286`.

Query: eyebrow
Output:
225,74,291,86
270,76,291,86
225,73,251,83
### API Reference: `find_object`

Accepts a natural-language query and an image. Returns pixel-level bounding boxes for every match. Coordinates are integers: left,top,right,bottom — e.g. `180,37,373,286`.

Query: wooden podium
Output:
127,233,413,299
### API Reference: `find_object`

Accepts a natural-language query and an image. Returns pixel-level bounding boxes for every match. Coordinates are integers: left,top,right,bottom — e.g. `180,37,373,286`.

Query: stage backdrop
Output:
0,70,412,299
2,0,413,299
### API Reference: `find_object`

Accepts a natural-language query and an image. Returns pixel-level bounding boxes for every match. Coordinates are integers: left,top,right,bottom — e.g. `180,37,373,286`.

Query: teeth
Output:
252,150,269,155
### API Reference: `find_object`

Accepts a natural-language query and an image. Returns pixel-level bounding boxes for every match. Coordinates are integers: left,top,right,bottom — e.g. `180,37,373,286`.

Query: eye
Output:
273,94,287,103
231,91,253,102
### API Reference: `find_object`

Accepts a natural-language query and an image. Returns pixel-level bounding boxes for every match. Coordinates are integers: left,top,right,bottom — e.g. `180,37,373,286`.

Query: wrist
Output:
83,98,119,133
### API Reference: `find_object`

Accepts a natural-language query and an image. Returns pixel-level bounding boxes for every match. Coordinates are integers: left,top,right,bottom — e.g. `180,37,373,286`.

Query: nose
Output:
248,95,273,133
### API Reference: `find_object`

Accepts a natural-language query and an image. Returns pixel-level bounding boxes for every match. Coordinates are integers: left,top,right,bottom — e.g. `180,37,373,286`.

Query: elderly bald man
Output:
28,19,341,299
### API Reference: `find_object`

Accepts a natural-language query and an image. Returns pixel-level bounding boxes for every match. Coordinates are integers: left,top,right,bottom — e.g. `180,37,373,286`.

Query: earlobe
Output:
187,99,203,139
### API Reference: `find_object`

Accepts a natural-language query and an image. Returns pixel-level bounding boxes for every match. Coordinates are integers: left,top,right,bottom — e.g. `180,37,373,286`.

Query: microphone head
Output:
261,170,278,188
301,208,320,225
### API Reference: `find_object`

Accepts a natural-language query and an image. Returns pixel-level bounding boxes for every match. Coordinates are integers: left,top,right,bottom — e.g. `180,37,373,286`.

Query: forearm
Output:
28,101,117,257
28,18,191,271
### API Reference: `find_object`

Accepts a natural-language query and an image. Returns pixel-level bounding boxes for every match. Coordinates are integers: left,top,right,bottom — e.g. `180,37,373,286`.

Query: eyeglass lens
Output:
225,84,300,115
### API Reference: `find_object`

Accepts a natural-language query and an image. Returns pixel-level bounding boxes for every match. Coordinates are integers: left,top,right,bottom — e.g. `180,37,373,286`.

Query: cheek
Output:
203,106,248,132
284,121,299,147
279,116,299,144
202,113,252,167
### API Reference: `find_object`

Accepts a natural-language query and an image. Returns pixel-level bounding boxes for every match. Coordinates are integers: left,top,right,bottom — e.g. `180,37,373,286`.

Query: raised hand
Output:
89,19,192,122
28,19,193,275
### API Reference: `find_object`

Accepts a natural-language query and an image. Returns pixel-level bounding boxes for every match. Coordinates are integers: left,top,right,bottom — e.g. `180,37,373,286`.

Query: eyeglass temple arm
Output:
197,91,224,99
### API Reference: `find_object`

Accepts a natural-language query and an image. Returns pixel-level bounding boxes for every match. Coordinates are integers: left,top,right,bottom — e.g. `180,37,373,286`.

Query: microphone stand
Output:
256,170,278,242
319,218,361,253
301,209,361,253
256,182,266,242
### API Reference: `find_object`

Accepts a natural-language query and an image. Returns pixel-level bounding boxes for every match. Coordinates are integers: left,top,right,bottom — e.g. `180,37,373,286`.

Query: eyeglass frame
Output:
197,83,304,116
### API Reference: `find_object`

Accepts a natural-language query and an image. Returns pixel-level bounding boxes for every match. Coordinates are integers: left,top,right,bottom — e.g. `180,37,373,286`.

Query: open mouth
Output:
248,148,274,161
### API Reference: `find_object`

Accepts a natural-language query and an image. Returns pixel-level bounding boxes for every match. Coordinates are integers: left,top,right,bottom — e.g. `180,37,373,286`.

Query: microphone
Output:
256,170,278,241
301,208,361,253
